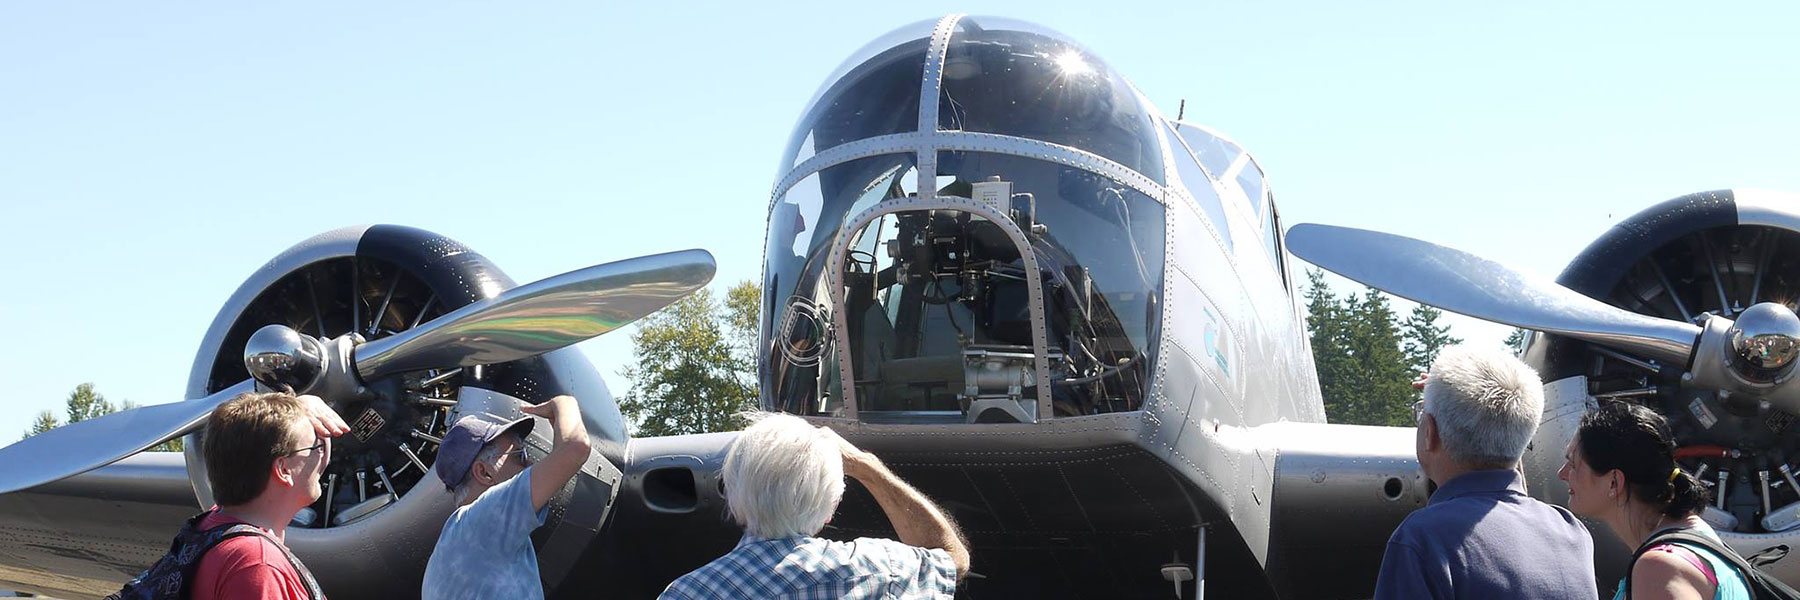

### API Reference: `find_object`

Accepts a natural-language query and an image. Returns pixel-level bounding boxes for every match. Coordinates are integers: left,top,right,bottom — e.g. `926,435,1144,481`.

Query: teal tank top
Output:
1610,527,1752,600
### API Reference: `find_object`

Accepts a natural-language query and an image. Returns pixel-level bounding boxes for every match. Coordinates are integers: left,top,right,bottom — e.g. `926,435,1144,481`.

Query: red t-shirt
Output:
190,511,315,600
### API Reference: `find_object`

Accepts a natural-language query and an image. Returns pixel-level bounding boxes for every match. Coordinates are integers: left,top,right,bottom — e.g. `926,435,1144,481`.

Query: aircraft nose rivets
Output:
244,324,325,393
1726,302,1800,386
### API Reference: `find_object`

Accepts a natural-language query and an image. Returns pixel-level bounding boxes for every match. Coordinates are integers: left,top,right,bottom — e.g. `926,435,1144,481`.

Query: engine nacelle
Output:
181,225,626,599
1522,189,1800,584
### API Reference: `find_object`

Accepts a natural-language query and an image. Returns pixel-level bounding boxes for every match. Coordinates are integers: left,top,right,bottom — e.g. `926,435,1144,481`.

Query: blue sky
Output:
2,2,1797,440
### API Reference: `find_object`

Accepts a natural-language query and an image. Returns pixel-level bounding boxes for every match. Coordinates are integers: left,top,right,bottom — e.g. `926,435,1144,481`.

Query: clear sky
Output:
2,2,1797,441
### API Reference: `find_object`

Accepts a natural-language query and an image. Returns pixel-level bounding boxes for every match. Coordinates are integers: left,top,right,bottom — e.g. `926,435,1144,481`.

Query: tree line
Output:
1304,268,1463,427
23,382,184,451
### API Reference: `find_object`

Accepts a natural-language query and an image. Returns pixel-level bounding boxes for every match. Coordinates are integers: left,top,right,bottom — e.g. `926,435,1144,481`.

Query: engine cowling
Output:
1522,189,1800,581
180,225,626,599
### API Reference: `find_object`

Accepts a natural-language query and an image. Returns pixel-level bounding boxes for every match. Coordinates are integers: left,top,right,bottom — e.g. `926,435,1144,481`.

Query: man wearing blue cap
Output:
421,395,591,600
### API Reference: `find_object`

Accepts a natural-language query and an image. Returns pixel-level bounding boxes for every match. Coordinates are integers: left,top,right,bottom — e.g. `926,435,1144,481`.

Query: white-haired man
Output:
1374,346,1596,599
660,413,971,599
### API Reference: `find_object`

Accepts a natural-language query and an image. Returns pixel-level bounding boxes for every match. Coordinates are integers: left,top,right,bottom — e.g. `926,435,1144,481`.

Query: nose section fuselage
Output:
761,15,1170,425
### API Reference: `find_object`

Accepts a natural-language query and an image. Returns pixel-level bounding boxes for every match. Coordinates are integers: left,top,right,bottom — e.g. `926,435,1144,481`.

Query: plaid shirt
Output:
659,534,958,599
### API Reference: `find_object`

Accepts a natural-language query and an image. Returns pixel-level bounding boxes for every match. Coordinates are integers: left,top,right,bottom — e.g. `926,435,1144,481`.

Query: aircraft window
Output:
832,150,1161,418
1171,122,1239,181
764,154,918,417
1265,195,1289,291
936,16,1166,185
1166,122,1231,250
777,21,933,177
1237,159,1267,219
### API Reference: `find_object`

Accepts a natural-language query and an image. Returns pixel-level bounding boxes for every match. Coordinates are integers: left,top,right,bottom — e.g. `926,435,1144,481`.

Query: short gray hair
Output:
1423,345,1544,466
454,435,512,504
723,413,844,539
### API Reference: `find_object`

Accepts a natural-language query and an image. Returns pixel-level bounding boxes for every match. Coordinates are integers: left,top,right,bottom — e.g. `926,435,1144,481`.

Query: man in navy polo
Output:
1374,346,1596,599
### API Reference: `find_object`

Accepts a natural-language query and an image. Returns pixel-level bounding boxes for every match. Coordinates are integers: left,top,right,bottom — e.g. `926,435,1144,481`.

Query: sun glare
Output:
1053,50,1093,76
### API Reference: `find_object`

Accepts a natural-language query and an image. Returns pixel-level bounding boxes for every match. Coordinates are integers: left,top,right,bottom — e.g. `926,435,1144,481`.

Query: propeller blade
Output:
354,248,717,380
0,379,254,496
1286,223,1702,365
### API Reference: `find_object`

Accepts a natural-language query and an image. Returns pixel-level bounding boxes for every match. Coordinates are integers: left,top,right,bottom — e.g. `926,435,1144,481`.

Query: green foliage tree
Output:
617,281,762,436
1402,304,1462,379
24,411,59,440
65,382,114,424
1304,269,1358,425
1305,270,1458,427
19,384,183,451
1343,290,1417,426
1504,328,1529,355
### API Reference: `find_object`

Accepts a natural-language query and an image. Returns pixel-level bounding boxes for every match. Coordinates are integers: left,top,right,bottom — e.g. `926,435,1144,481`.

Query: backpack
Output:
1625,529,1800,600
106,511,325,600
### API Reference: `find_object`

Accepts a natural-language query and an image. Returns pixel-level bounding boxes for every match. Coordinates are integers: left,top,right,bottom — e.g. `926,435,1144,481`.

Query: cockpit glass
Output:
777,20,934,177
936,151,1164,366
937,16,1166,185
764,154,918,416
1170,121,1239,182
763,151,1166,421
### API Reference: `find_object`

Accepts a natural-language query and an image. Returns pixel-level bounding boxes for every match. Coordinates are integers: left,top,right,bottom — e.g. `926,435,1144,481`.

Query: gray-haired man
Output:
1374,346,1596,599
421,395,591,600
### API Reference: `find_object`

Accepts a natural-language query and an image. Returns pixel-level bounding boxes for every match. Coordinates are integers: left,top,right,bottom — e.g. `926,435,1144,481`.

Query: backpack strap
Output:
1626,530,1757,599
203,525,328,600
172,516,325,600
1643,544,1718,587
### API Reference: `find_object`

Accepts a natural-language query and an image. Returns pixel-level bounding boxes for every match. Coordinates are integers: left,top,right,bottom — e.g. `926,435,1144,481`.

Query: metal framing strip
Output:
771,130,1170,213
916,13,964,201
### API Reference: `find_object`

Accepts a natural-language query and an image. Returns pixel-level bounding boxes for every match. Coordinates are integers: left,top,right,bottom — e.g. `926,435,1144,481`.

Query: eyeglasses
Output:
282,439,328,458
1412,400,1426,424
500,447,530,467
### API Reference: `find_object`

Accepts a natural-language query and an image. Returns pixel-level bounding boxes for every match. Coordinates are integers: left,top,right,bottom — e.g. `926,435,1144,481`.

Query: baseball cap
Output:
433,413,535,490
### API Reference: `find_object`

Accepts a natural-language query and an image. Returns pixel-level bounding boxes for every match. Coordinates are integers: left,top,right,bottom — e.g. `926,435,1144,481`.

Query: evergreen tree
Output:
1303,269,1356,424
23,411,59,441
1402,304,1461,379
1342,289,1418,427
1504,328,1529,355
19,385,182,451
65,383,114,423
618,281,762,436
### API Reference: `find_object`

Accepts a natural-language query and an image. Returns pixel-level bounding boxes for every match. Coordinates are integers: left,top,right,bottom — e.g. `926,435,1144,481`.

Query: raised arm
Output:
833,432,972,579
519,395,592,511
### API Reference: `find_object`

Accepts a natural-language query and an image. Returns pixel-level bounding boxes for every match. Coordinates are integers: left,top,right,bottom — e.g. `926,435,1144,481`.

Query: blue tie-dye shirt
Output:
422,465,548,600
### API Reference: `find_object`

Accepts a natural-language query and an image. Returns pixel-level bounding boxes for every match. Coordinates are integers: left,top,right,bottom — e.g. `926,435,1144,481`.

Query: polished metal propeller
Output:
0,249,715,496
1286,223,1800,412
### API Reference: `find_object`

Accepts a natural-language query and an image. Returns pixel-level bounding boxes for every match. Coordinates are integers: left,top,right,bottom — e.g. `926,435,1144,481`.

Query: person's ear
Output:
1422,414,1441,452
274,458,296,489
1607,469,1624,500
471,460,494,486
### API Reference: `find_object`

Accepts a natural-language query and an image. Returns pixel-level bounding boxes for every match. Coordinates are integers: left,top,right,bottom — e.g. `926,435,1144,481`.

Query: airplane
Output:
1289,187,1800,590
0,12,1790,600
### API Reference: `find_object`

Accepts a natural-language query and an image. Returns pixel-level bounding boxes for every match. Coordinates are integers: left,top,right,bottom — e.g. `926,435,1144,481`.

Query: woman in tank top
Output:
1559,401,1751,600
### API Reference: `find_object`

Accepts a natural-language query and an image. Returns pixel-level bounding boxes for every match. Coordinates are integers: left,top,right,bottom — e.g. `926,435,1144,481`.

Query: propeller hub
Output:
1727,302,1800,386
245,324,325,393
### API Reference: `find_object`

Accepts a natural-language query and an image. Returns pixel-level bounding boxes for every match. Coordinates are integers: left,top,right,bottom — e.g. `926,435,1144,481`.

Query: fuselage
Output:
749,14,1401,598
